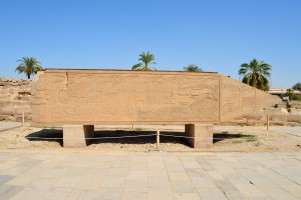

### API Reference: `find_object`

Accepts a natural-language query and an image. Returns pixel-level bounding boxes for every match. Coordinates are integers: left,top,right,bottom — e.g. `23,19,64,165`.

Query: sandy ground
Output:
0,125,301,152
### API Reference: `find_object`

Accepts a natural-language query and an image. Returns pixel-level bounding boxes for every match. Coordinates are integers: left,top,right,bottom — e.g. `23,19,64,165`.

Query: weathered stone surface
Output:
287,115,301,123
5,115,16,121
1,101,31,115
2,105,15,115
288,102,301,109
246,120,256,126
243,112,262,120
275,103,288,108
0,94,12,101
264,108,289,115
269,121,287,126
31,69,281,126
288,108,301,115
0,78,31,122
0,115,7,121
287,122,299,127
185,124,213,148
270,115,288,122
16,114,32,122
63,125,94,147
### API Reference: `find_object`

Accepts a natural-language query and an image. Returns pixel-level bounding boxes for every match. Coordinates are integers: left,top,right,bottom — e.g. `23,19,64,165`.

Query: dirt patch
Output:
0,126,301,152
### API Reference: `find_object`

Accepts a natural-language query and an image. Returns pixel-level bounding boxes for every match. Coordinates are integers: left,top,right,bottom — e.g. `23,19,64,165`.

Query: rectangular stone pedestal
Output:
185,124,213,148
63,125,94,148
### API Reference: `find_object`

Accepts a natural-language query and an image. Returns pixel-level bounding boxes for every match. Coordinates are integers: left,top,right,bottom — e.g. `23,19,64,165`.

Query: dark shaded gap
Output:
25,129,256,147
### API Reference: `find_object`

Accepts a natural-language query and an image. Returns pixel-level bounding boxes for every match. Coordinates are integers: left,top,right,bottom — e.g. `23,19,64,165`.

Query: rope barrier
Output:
25,134,282,140
23,125,299,141
26,133,157,140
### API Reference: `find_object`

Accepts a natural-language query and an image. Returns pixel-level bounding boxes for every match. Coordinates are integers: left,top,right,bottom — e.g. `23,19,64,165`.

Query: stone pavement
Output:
0,122,22,132
0,150,301,200
267,127,301,137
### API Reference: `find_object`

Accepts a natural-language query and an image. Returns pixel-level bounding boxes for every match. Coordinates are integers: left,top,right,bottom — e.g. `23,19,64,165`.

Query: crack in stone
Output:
65,72,68,90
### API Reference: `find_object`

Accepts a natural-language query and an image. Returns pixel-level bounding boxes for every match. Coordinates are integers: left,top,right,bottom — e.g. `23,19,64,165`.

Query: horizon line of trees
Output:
13,54,299,97
281,82,301,101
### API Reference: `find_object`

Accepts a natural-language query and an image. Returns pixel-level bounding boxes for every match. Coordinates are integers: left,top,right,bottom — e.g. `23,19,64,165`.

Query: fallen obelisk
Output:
31,69,281,148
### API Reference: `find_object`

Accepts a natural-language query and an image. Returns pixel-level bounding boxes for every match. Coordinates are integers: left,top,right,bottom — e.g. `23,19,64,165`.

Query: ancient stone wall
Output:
2,74,300,126
224,101,301,126
263,102,301,126
0,78,31,122
31,69,281,126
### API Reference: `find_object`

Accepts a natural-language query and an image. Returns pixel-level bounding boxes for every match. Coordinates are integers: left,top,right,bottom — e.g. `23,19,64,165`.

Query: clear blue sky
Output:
1,0,300,88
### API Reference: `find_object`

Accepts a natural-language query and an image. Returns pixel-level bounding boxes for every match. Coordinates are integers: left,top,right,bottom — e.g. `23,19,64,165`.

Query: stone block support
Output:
63,125,94,148
185,124,213,148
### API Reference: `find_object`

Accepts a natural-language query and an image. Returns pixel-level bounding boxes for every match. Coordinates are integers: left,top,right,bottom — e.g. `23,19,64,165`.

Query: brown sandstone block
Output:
15,114,31,122
288,108,301,115
275,103,287,108
0,115,8,121
15,107,31,115
265,108,289,115
288,102,301,109
269,121,287,126
287,122,299,127
185,124,213,148
0,95,12,101
2,105,15,115
63,125,94,148
31,69,281,127
287,115,301,123
243,112,262,120
270,115,288,122
5,115,16,122
246,120,256,126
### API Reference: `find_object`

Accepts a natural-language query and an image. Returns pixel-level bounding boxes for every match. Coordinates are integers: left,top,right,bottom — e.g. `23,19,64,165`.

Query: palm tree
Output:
238,59,271,91
183,64,203,72
292,82,301,91
132,52,156,70
16,57,44,79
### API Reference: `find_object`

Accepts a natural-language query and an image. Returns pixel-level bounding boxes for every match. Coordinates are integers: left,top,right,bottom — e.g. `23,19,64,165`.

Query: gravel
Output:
0,126,301,152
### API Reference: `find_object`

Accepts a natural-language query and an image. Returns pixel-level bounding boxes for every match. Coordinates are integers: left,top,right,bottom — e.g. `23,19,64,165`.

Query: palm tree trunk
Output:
27,74,30,79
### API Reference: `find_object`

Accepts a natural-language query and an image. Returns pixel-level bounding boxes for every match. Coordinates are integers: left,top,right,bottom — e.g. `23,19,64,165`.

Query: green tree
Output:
282,89,301,101
183,64,203,72
238,59,271,91
132,52,156,70
15,57,43,79
292,82,301,91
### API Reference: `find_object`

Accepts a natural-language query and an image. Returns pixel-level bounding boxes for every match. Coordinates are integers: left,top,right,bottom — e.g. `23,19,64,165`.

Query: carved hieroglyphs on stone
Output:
31,69,281,126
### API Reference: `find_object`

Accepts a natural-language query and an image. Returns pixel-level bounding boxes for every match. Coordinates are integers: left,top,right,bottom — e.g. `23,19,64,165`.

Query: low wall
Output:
0,78,32,122
225,102,301,126
263,102,301,126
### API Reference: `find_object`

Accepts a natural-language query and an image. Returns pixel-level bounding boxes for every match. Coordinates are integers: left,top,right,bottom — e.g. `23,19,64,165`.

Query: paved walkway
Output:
0,150,300,200
267,127,301,137
0,122,22,132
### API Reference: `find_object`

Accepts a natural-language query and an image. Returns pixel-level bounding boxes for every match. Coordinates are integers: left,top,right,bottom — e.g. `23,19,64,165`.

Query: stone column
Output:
185,124,213,148
63,125,94,148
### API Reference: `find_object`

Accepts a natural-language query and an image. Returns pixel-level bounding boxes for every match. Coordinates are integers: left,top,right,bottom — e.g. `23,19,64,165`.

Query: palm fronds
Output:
239,59,271,91
132,52,156,71
183,64,202,72
16,57,44,79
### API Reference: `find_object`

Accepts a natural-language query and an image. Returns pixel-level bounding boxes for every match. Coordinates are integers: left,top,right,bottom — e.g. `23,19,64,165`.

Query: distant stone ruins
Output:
0,78,31,122
31,69,281,148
